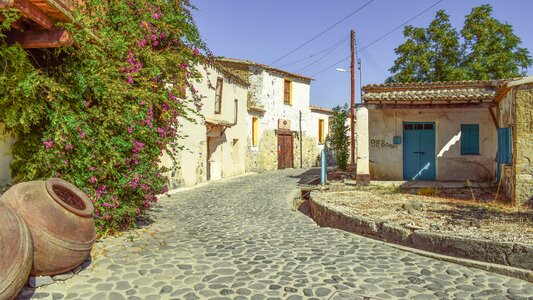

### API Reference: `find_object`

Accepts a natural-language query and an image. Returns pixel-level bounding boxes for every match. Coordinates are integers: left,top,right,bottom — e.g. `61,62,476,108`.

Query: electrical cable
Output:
359,0,444,51
295,36,348,73
269,0,375,66
309,0,444,78
278,36,349,69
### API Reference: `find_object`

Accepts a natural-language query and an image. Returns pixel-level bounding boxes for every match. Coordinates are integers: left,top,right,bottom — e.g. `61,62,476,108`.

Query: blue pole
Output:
321,149,327,185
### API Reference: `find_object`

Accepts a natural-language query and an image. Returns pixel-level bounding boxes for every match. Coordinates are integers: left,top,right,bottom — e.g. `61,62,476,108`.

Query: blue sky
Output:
191,0,533,109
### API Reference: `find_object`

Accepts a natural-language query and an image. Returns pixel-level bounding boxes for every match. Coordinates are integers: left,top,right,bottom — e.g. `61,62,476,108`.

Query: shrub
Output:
328,104,350,170
0,0,209,235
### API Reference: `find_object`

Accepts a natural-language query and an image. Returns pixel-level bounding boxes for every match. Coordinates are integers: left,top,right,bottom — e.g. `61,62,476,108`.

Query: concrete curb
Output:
309,191,533,282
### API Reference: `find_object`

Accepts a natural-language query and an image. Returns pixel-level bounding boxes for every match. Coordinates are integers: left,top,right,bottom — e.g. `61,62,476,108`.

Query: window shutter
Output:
461,124,479,155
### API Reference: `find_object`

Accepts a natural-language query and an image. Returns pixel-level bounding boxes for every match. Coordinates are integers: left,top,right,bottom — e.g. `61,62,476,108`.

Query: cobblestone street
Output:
32,169,533,300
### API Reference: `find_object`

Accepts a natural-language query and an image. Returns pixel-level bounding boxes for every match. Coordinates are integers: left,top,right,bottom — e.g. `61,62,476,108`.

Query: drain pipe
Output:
320,149,327,185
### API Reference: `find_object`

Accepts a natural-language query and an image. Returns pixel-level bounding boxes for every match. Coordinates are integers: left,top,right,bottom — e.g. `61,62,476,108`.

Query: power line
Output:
278,36,349,68
310,0,444,78
295,36,348,72
269,0,375,66
360,0,444,51
311,54,351,77
360,49,388,78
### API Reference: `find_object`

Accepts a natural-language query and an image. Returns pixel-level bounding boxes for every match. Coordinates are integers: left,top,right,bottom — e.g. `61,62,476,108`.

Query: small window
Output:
461,124,480,155
214,77,223,114
404,124,414,130
283,79,292,105
318,119,325,144
252,117,258,146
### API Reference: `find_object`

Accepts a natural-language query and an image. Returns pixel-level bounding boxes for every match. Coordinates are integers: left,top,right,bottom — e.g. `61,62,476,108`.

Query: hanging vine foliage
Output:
0,0,211,235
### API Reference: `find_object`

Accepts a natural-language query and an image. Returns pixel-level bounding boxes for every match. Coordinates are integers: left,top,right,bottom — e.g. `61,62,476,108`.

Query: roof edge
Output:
217,57,313,82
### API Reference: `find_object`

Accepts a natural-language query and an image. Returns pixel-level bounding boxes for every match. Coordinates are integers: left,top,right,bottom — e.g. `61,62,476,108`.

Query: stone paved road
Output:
31,169,533,300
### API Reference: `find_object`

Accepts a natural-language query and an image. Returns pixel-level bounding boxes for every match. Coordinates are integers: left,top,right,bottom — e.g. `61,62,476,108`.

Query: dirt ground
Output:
319,186,533,245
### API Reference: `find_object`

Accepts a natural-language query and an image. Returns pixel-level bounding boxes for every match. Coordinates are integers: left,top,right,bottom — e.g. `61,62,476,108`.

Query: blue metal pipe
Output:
320,149,327,185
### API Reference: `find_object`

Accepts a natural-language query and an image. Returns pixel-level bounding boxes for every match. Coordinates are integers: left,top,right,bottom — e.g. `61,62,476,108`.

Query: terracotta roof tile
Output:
363,80,500,103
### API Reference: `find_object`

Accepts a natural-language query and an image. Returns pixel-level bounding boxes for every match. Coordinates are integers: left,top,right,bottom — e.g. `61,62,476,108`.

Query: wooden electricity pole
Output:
350,30,355,167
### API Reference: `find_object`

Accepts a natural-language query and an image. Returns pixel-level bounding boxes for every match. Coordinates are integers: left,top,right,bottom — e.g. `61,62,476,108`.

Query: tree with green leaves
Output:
328,104,350,171
461,5,532,80
387,5,531,82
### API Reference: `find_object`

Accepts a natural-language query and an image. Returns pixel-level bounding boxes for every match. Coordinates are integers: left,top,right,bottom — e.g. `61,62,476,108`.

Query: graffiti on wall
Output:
370,139,398,149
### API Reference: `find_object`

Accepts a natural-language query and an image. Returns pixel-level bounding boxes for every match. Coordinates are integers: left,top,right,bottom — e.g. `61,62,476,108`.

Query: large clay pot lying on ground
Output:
0,178,96,276
0,202,33,300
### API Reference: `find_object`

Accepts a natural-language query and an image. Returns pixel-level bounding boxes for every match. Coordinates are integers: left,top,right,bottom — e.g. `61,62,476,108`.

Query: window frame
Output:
318,119,325,145
252,117,259,146
214,77,223,114
460,124,480,155
283,79,292,105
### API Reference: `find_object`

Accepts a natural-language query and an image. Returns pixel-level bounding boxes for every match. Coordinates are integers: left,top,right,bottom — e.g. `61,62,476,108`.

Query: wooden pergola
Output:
0,0,77,48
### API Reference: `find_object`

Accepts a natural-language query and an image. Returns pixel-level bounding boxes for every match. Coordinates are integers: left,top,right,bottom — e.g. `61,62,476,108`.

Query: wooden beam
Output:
7,28,72,48
488,107,499,129
367,102,496,110
12,0,53,29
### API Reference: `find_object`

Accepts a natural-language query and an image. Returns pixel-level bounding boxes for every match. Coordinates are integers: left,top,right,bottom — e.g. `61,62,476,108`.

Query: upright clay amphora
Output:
0,202,33,300
0,178,96,276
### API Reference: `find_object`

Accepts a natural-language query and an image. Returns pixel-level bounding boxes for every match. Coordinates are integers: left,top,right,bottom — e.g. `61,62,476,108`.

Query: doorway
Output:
403,122,436,180
277,133,294,169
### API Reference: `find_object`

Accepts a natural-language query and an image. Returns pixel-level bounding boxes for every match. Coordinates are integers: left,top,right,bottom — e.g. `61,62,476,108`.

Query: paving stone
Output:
28,276,54,288
31,170,533,300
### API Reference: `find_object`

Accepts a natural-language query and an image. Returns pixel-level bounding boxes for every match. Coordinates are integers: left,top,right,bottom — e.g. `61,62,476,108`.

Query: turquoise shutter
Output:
461,124,479,154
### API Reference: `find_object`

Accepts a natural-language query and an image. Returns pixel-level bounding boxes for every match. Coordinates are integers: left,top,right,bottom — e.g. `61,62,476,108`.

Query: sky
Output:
191,0,533,109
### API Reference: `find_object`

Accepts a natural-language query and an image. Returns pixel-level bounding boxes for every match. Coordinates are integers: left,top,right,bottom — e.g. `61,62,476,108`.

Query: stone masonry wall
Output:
514,88,533,205
246,130,322,172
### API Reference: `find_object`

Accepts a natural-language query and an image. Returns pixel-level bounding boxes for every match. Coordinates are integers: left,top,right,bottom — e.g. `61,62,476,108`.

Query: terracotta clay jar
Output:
0,202,33,300
1,178,96,276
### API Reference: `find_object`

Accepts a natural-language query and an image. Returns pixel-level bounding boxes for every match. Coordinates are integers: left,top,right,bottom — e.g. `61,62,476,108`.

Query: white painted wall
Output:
161,65,248,188
247,66,312,139
367,107,497,181
310,110,333,151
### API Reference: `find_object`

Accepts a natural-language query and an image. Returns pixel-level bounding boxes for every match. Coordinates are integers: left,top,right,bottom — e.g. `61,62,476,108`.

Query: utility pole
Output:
350,30,355,167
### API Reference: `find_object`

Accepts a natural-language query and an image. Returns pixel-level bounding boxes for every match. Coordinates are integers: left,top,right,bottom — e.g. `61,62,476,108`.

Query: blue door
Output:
403,122,436,180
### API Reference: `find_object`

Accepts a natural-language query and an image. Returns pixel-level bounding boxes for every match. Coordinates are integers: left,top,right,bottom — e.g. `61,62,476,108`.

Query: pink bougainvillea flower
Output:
127,127,133,134
43,140,54,149
193,48,199,56
127,76,134,84
90,176,97,184
89,166,95,171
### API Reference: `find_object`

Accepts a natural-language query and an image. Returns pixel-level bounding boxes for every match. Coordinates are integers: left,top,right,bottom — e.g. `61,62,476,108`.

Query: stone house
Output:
161,63,250,189
218,58,332,172
356,78,533,205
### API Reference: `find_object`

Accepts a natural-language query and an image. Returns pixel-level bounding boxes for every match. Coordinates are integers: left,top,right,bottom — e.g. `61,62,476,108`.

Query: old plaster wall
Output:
244,67,324,171
513,88,533,205
368,108,497,181
161,65,248,189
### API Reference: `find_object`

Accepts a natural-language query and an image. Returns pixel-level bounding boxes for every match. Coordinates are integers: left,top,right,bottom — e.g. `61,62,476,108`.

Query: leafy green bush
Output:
0,0,209,235
328,104,350,171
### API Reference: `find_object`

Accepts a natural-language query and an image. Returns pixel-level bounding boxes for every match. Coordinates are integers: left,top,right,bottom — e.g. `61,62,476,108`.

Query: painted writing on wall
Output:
370,139,398,149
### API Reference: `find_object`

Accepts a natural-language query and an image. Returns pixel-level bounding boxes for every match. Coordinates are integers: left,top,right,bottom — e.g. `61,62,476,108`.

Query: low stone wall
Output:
309,191,533,277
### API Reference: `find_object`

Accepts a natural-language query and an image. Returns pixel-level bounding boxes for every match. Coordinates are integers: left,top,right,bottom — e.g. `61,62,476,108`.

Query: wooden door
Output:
277,133,293,169
403,122,436,180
